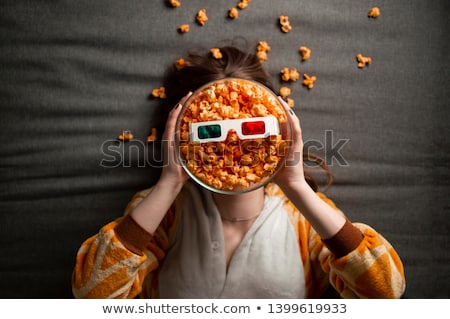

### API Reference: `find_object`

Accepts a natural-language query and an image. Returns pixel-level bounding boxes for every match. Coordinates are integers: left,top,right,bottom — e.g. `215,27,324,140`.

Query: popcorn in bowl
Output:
175,78,292,194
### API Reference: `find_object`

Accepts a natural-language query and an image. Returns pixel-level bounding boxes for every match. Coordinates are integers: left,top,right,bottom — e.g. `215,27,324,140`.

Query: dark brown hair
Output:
159,46,333,191
161,46,273,106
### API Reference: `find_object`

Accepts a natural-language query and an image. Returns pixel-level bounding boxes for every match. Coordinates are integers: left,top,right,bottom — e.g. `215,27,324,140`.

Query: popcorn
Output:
168,0,181,8
279,86,291,99
279,87,294,107
237,0,251,9
368,7,380,18
118,130,133,141
356,53,372,68
196,9,208,26
302,73,316,89
257,41,271,53
177,79,289,192
147,128,157,142
286,98,295,108
279,15,292,33
151,87,167,99
281,67,300,82
229,7,239,19
178,24,190,33
210,48,223,59
256,41,270,62
299,46,311,61
175,58,190,70
256,51,268,63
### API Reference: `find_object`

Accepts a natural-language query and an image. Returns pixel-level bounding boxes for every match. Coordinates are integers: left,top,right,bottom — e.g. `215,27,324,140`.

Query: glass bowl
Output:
175,78,292,194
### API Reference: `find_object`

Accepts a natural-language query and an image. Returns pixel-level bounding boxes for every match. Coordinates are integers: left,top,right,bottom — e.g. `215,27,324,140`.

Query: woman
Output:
72,46,406,298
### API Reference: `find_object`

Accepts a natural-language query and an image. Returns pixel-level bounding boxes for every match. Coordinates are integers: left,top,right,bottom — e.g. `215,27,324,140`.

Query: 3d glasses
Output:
189,115,280,143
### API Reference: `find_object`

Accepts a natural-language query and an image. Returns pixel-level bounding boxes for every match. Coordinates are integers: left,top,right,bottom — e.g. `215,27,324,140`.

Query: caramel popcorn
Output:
147,128,157,142
196,9,208,26
256,41,270,62
279,86,291,99
280,68,290,81
151,87,167,99
302,73,316,89
257,41,271,53
237,0,251,9
177,79,290,192
281,67,300,82
286,98,295,108
175,58,190,70
168,0,181,8
299,46,311,61
279,15,292,33
178,24,190,33
118,130,133,141
368,7,380,18
256,50,268,63
210,48,223,59
356,53,372,68
229,7,239,19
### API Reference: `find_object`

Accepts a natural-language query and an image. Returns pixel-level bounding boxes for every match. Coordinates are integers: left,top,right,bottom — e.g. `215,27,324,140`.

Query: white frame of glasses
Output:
188,115,280,143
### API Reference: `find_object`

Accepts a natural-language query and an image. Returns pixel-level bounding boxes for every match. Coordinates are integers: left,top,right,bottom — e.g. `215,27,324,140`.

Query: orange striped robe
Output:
72,183,406,298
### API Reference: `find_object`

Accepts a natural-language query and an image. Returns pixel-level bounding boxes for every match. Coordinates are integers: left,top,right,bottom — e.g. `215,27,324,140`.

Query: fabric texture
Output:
0,0,449,298
71,182,405,299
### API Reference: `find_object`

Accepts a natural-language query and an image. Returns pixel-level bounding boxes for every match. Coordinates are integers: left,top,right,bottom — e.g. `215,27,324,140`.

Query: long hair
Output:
159,46,333,192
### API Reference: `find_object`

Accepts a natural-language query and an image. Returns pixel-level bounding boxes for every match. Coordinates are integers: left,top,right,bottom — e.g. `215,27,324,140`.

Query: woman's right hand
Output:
129,93,193,235
158,92,192,189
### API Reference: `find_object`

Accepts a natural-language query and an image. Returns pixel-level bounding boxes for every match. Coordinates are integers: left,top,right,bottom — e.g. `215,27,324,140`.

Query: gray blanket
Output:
0,0,448,298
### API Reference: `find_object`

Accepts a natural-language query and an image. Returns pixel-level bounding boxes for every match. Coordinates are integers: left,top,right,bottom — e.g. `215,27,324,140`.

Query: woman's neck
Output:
212,188,265,222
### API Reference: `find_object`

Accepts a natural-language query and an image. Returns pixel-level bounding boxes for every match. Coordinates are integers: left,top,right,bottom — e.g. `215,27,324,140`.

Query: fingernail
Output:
176,103,182,109
289,108,296,116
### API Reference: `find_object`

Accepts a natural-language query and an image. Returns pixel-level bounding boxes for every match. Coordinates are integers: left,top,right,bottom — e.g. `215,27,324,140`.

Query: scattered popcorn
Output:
280,68,290,81
356,53,372,68
168,0,181,8
196,9,208,26
256,41,270,62
257,41,271,53
151,87,167,99
280,67,300,82
175,58,190,70
118,130,133,141
368,7,380,18
210,48,223,59
286,98,295,108
279,86,291,99
147,128,157,142
299,46,311,61
256,50,268,63
279,15,292,33
178,24,190,33
177,79,289,191
289,68,300,81
237,0,251,9
302,73,317,89
229,7,239,19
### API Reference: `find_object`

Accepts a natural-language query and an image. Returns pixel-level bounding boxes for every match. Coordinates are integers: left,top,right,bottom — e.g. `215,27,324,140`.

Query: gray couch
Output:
1,0,448,298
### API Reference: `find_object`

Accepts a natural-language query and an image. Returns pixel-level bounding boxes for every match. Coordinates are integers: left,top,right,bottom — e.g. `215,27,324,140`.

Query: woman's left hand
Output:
273,97,308,190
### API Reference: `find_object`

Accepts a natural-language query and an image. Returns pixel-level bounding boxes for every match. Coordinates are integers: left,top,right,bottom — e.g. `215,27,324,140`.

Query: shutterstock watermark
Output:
99,130,349,168
303,130,349,166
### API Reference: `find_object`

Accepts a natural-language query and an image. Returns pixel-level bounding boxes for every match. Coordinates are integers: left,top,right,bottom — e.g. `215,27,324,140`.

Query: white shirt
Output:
158,183,305,298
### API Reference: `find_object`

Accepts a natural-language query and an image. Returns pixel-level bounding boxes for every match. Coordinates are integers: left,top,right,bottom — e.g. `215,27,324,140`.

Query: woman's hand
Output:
274,97,308,190
273,97,347,239
158,92,192,189
130,93,193,234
